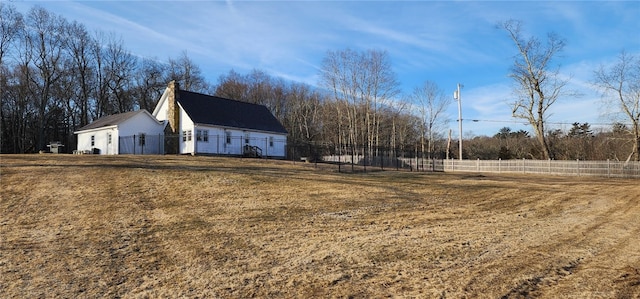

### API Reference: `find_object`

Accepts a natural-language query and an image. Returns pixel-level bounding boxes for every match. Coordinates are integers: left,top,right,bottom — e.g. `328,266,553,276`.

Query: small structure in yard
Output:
46,141,64,154
74,110,164,155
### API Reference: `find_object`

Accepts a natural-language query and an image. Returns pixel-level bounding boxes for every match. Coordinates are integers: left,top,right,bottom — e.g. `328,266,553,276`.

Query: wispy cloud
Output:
11,0,639,136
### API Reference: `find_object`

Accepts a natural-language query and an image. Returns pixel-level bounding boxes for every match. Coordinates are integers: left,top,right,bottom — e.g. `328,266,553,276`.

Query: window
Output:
226,131,232,144
244,132,250,144
91,135,95,147
196,130,209,142
269,136,274,147
138,133,146,146
183,130,192,142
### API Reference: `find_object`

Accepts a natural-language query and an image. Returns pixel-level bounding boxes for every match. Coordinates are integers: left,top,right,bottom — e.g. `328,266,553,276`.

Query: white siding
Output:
179,106,195,154
76,127,117,155
75,111,162,155
119,113,163,155
118,112,164,137
153,93,170,122
192,125,287,157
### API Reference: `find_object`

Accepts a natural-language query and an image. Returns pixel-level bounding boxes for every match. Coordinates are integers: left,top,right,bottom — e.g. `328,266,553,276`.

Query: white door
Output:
106,132,113,154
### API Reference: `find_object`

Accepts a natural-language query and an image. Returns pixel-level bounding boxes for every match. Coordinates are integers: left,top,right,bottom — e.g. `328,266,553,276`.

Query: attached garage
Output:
74,110,164,155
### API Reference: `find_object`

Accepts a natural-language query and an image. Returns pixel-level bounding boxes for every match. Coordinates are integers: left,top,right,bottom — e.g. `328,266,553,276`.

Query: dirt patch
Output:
1,154,639,298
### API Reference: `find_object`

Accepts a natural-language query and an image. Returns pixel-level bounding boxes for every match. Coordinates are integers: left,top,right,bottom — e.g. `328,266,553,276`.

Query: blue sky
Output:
12,1,640,137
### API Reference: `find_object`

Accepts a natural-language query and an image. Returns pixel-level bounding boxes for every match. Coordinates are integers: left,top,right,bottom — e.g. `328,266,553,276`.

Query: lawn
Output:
1,154,639,298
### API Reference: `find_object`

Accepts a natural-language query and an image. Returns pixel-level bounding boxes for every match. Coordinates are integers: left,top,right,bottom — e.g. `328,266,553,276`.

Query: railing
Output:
444,159,640,178
243,145,262,158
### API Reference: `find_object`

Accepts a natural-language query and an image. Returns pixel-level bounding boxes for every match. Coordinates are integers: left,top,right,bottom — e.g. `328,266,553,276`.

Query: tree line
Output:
463,123,636,161
1,4,213,153
2,4,639,161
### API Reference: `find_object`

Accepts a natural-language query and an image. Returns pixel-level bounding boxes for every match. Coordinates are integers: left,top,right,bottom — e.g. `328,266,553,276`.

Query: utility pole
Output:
454,83,463,160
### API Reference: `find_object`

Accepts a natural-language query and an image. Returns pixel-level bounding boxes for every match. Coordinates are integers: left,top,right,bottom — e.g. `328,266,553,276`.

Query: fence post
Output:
607,159,610,178
498,158,501,173
395,154,399,171
522,158,525,174
363,150,367,173
577,159,580,176
476,158,480,172
548,159,551,174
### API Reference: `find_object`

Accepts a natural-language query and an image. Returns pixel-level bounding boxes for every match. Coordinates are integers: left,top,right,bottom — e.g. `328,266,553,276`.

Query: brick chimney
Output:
167,81,180,134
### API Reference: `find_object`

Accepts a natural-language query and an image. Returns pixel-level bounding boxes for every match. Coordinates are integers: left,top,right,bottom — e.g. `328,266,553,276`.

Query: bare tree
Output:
409,80,451,159
593,51,640,161
62,20,94,127
104,36,136,114
0,3,25,153
0,3,23,65
24,6,67,151
286,82,323,143
499,20,570,160
320,48,399,157
215,69,248,101
133,57,167,112
214,69,287,120
320,49,363,156
362,50,400,156
166,51,209,93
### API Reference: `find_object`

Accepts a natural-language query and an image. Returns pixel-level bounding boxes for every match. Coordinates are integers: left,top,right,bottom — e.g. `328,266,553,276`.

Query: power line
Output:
463,119,631,126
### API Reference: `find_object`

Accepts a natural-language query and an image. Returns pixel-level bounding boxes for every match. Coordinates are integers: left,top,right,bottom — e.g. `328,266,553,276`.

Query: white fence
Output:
320,155,639,178
321,154,442,172
444,159,640,178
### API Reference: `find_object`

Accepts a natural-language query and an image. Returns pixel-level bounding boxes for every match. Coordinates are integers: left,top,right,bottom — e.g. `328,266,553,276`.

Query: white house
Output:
152,81,288,158
74,110,164,155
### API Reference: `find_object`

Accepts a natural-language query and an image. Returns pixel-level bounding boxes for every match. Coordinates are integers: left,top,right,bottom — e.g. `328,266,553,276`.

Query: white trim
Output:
152,87,170,117
73,125,118,135
193,122,287,136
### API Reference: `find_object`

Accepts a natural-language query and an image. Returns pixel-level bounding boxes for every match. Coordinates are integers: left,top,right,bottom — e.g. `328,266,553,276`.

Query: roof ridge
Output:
176,90,287,134
177,90,265,107
75,109,149,132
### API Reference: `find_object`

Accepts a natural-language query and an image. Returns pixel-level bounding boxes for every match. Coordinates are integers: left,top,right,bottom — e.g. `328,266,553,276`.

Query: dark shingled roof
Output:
76,110,143,131
178,90,287,134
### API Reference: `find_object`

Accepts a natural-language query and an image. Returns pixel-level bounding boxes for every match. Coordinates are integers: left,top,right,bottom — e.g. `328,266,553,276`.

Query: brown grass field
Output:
1,154,639,298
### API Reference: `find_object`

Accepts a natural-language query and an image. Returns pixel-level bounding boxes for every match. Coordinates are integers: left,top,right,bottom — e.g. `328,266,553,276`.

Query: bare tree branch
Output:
500,19,568,159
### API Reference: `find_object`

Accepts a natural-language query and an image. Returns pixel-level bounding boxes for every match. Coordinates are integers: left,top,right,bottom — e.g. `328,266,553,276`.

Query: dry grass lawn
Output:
1,154,639,298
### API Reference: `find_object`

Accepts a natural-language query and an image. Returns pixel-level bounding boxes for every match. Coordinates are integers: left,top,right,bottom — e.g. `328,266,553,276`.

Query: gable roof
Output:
75,110,154,132
178,90,287,134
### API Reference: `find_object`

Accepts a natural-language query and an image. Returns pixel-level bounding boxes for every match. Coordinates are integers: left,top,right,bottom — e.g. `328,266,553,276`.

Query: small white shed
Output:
74,110,164,155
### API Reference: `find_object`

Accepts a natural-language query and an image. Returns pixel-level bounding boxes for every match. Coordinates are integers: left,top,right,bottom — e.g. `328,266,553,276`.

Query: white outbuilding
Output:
74,110,164,155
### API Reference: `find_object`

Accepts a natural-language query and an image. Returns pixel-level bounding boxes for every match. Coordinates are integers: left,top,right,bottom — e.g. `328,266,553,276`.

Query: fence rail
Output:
318,155,640,178
442,159,639,178
321,155,443,172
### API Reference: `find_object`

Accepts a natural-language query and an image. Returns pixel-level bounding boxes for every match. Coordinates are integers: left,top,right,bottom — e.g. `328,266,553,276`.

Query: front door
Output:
107,132,112,154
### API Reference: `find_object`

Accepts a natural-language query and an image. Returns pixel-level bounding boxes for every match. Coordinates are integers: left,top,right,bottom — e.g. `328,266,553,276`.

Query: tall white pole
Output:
454,83,463,160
